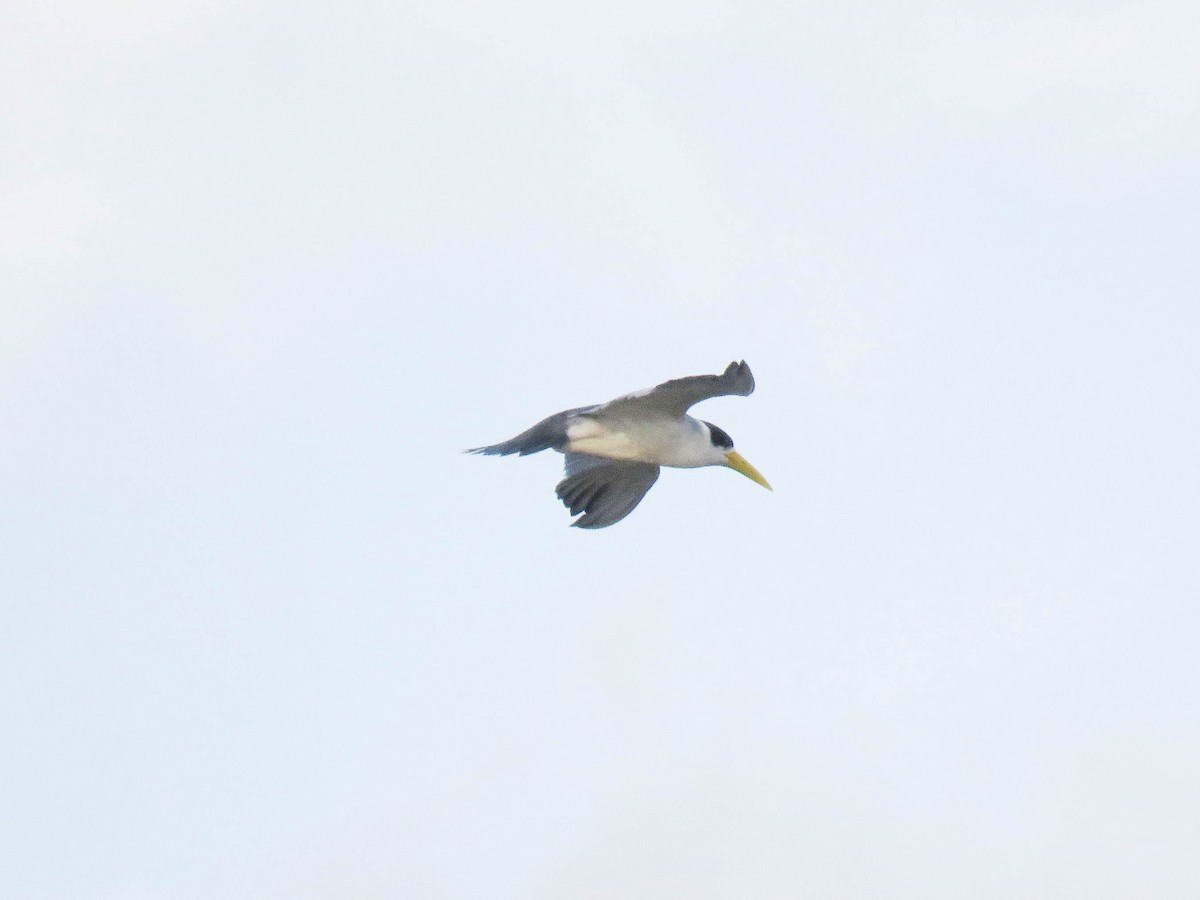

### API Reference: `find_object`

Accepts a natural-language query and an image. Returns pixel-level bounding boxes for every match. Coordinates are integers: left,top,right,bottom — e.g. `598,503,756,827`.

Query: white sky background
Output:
2,1,1198,897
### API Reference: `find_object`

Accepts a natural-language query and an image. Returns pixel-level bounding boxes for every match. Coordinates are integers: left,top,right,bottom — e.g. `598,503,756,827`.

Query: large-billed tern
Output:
468,360,771,528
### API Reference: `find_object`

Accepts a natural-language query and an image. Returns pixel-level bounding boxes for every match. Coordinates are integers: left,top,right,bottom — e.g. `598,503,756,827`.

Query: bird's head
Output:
702,421,772,490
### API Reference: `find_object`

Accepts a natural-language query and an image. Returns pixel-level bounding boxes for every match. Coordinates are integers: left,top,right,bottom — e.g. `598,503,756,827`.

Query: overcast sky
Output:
3,2,1198,898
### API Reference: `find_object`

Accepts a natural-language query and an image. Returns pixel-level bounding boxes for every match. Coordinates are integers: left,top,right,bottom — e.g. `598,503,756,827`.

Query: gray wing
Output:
556,453,660,529
602,360,755,417
465,405,598,456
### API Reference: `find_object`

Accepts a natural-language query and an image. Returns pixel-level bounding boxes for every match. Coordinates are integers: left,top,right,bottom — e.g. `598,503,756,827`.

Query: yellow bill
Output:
725,451,772,491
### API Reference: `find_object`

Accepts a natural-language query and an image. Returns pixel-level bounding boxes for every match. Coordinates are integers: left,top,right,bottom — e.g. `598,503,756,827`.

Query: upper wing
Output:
556,454,661,529
465,405,598,456
602,360,755,417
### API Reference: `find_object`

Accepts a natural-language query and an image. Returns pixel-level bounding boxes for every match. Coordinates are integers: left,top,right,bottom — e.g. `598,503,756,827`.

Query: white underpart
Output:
564,414,726,468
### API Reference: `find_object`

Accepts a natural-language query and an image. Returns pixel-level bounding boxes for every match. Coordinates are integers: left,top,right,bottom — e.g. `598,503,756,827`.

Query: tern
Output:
468,360,771,528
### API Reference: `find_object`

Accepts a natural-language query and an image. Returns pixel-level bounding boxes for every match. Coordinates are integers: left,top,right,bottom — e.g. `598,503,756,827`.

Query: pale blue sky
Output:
3,2,1198,898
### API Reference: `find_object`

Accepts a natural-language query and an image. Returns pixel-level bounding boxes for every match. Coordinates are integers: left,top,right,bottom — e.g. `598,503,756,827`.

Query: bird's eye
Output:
704,422,734,449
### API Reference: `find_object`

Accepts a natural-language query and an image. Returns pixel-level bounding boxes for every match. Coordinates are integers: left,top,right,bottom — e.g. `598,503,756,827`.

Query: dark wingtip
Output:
570,516,608,529
724,359,754,396
466,444,520,456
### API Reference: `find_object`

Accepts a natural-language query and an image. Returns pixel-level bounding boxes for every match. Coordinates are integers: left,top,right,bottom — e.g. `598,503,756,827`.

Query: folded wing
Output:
556,454,661,529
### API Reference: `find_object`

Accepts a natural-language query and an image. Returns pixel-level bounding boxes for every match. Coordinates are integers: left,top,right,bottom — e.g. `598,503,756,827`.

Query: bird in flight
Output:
467,360,771,529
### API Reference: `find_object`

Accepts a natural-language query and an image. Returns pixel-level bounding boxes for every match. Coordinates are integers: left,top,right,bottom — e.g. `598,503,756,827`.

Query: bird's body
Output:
468,361,771,529
563,411,710,467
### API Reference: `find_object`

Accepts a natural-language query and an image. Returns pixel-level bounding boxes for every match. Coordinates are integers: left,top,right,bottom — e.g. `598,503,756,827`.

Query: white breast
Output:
564,414,713,467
